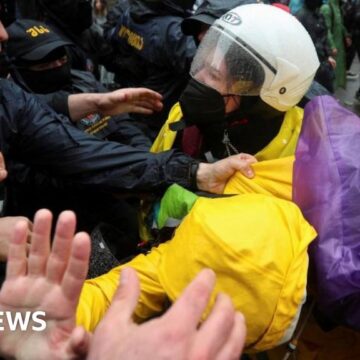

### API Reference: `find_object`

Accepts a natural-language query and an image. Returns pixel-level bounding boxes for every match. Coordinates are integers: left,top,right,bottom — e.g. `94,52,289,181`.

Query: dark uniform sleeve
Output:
0,80,195,192
36,91,71,118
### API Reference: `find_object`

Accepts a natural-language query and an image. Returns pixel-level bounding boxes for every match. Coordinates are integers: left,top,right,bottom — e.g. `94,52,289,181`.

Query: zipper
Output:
222,129,239,156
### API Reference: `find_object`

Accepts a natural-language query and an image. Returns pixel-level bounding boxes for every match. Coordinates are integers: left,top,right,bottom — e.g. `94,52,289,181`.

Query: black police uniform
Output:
0,79,197,193
107,0,197,138
0,79,199,264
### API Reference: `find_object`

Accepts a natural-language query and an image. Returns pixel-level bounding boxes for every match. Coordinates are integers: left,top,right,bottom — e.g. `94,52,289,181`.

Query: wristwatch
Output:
189,161,200,190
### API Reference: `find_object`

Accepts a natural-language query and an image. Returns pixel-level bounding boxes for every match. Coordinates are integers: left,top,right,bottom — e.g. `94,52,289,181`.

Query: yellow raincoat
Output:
77,193,316,352
151,102,304,161
76,102,311,351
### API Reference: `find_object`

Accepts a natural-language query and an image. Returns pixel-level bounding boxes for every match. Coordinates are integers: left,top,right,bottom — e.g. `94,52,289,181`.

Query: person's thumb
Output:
68,326,91,357
102,267,140,326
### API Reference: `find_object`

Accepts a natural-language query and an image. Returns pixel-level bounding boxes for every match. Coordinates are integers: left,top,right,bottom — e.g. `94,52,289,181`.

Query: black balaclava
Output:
14,48,72,94
17,62,72,94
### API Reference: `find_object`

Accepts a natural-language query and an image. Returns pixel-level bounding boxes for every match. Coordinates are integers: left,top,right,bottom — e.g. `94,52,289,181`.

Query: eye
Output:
208,68,221,81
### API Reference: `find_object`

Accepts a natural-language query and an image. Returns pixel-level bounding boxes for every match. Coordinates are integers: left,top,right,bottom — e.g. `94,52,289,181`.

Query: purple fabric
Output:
293,96,360,330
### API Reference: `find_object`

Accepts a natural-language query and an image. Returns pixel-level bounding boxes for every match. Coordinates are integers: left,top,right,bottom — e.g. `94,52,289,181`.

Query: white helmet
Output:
190,4,320,111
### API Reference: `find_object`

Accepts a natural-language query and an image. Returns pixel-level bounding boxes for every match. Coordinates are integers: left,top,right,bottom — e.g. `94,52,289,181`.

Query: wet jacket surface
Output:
108,0,196,133
0,79,195,193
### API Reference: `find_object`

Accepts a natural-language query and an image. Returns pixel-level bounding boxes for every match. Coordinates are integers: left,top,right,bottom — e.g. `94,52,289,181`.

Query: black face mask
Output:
177,78,226,130
17,62,72,94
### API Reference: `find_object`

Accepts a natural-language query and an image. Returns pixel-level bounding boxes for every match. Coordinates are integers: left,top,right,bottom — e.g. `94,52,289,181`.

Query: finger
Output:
239,164,254,179
128,88,163,101
0,152,7,182
6,220,29,280
67,326,91,358
26,219,34,232
128,106,154,115
230,157,255,178
130,98,163,112
0,152,5,169
215,313,247,360
132,99,161,109
100,267,140,327
191,293,236,359
46,211,77,284
237,153,258,164
118,88,162,103
132,103,163,113
61,232,91,303
163,269,216,332
27,209,52,276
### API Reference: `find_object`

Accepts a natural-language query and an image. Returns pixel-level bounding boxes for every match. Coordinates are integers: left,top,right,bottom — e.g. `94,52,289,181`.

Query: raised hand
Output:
0,210,91,360
97,87,163,116
88,268,246,360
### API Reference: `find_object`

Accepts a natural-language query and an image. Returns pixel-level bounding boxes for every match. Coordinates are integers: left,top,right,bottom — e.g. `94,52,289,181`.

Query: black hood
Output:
34,0,93,35
130,0,195,21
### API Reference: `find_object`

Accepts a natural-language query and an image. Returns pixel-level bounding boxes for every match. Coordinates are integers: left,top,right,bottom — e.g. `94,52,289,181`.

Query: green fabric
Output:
157,184,198,229
321,0,348,88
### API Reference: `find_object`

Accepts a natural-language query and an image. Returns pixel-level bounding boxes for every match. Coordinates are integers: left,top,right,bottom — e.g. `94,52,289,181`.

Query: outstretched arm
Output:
0,210,91,360
68,87,163,121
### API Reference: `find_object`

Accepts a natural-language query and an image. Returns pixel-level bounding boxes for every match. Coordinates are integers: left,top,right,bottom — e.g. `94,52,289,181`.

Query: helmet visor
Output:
190,27,265,96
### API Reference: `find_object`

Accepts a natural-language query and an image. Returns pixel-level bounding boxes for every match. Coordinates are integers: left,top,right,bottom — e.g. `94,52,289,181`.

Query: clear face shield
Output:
190,27,266,97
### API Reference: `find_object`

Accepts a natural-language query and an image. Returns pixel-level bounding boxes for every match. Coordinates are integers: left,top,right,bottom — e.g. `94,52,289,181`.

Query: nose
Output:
0,21,9,43
51,56,67,69
52,60,64,68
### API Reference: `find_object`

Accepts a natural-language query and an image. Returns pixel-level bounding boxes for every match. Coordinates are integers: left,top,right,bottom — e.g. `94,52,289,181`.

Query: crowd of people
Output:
0,0,359,359
292,0,360,99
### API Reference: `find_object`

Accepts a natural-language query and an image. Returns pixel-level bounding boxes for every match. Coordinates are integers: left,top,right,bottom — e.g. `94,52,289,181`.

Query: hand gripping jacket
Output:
77,143,315,352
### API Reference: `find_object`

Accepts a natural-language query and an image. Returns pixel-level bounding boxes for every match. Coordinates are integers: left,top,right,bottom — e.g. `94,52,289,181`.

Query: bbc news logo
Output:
0,311,46,331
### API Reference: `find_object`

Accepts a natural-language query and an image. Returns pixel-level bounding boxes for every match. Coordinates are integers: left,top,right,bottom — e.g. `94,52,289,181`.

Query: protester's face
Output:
194,58,241,113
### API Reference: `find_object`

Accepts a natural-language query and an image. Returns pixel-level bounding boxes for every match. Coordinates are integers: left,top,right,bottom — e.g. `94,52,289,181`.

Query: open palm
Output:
97,87,163,116
0,210,91,360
